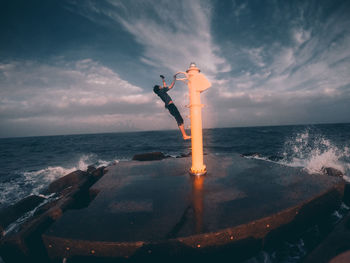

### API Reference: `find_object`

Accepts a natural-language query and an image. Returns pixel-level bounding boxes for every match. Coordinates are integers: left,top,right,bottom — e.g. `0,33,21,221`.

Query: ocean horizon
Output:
1,122,349,208
1,121,348,139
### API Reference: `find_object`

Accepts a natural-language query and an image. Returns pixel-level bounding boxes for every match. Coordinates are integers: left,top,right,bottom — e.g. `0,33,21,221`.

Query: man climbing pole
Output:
153,74,191,140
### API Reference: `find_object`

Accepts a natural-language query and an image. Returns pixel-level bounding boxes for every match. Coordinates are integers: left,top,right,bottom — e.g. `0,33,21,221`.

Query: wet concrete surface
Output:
42,154,345,260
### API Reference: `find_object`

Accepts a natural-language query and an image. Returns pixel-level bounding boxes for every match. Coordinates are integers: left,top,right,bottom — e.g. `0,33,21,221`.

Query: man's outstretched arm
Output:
160,75,168,88
168,75,177,90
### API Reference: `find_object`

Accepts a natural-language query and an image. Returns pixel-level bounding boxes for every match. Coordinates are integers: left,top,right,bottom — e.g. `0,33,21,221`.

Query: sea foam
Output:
0,154,118,208
244,128,350,180
281,129,350,179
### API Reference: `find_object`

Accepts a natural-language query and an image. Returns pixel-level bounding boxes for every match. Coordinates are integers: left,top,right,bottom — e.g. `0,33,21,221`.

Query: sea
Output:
0,123,350,262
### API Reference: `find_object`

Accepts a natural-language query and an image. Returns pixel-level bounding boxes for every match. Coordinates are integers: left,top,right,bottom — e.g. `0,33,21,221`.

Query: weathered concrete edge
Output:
42,236,145,259
303,213,350,263
42,181,345,260
303,183,350,263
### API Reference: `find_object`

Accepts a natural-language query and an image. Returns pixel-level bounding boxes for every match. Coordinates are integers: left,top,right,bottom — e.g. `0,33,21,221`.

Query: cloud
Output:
234,3,247,18
293,28,311,45
243,47,266,68
76,0,231,77
65,0,233,131
208,1,350,128
2,0,350,137
0,58,164,136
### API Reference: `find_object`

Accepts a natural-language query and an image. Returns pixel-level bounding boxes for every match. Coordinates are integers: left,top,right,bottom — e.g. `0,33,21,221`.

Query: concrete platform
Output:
42,154,345,261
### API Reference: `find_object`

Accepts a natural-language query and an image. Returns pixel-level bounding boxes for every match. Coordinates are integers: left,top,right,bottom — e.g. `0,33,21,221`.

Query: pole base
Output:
189,166,207,176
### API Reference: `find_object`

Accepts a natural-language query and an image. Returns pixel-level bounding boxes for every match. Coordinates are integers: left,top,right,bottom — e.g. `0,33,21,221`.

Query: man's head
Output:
153,85,160,94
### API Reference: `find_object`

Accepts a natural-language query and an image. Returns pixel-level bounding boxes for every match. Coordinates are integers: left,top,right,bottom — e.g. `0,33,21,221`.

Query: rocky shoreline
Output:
0,152,350,263
0,165,105,262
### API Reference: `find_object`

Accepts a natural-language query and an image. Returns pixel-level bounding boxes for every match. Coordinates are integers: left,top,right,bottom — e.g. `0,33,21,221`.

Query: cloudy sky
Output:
1,0,350,137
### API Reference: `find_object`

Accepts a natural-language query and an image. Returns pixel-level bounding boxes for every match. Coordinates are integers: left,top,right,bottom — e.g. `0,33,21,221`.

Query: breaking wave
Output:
0,154,118,208
281,129,350,179
245,128,350,180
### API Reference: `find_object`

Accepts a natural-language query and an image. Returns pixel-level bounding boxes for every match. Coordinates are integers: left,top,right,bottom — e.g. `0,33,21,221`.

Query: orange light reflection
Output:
192,175,204,234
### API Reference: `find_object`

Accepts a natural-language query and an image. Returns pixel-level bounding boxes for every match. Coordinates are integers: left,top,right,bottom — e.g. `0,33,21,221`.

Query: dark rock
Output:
0,207,55,263
321,166,344,177
304,211,350,263
88,167,107,200
47,196,75,220
132,152,167,161
34,192,77,222
0,234,29,262
33,198,60,218
329,250,350,263
0,195,45,231
90,166,105,179
0,187,85,261
0,164,108,261
176,152,191,158
343,184,350,206
87,165,96,174
46,170,89,194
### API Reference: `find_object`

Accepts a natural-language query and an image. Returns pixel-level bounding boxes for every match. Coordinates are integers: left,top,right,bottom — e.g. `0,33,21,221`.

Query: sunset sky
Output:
1,0,350,137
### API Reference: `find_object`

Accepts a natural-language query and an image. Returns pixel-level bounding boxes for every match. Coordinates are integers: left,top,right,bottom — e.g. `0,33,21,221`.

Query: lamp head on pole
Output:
186,63,211,93
187,62,200,73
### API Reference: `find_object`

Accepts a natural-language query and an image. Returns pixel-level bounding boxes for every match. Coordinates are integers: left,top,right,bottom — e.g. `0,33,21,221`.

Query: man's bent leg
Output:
179,124,191,140
167,103,191,140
